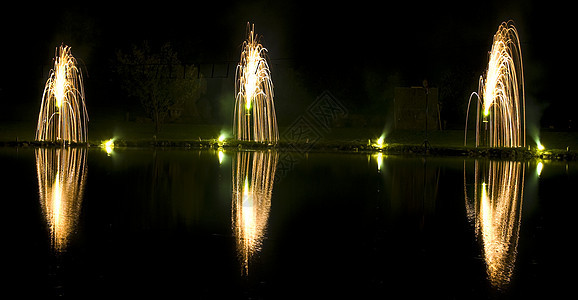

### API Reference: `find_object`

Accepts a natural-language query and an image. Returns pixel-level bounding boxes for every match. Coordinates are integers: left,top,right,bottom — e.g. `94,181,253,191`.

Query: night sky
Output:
1,0,572,129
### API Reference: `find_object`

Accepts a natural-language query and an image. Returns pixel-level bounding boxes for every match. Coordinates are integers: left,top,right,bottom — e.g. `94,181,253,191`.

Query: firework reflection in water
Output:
232,150,278,275
464,159,525,289
36,147,87,252
36,45,88,143
234,23,278,143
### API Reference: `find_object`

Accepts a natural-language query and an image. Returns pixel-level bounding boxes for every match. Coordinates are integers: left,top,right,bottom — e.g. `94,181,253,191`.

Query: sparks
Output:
233,23,278,143
481,21,525,147
464,21,525,148
36,45,88,143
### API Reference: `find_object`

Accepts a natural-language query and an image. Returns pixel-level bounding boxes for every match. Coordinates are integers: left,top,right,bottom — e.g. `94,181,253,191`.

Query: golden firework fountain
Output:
465,21,525,148
36,45,88,144
233,23,279,144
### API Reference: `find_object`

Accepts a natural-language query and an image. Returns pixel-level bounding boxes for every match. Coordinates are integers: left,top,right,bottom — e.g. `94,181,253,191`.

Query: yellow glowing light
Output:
218,133,227,148
536,143,545,151
218,149,225,164
536,162,543,176
54,63,66,109
246,98,252,111
101,139,115,155
376,152,383,171
373,135,386,149
234,23,278,143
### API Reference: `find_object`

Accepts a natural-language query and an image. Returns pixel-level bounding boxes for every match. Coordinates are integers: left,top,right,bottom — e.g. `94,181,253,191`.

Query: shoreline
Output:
2,139,577,161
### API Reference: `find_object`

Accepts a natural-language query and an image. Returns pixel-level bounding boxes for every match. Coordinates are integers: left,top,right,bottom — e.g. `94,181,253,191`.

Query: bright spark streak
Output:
244,50,260,111
54,64,66,109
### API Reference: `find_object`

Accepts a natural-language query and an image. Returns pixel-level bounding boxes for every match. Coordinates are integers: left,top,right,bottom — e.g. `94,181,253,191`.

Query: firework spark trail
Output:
234,23,279,143
36,45,89,143
464,21,525,148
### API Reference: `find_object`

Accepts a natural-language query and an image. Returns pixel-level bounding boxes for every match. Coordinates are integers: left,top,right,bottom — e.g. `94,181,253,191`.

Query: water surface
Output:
1,148,574,298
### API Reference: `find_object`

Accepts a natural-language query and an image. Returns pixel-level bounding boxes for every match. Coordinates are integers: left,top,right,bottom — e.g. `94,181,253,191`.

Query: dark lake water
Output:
1,147,575,298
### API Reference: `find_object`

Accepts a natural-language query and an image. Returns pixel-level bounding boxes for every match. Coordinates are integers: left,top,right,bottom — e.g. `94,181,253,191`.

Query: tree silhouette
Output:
116,42,205,133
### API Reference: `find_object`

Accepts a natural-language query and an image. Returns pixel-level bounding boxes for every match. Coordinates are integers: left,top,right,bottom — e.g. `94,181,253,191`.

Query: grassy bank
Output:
2,120,577,161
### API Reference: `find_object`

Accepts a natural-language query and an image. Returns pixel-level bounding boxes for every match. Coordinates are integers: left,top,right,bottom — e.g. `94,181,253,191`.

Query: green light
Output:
537,143,545,151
